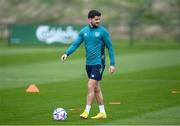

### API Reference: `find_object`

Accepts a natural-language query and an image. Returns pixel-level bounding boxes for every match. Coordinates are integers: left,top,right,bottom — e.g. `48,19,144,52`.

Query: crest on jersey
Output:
84,33,88,36
95,32,100,37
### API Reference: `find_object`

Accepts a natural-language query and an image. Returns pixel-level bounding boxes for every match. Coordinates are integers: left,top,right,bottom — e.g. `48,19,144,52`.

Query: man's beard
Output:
91,23,99,27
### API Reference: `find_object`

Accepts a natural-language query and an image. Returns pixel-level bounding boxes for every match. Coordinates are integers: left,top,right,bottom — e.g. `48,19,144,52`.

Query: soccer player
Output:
61,10,115,119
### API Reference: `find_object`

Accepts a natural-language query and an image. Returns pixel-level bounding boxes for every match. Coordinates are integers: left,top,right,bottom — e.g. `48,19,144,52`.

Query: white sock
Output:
99,105,105,113
85,105,91,113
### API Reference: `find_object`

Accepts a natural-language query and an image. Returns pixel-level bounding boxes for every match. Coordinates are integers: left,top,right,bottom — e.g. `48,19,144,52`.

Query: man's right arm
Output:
65,32,84,56
61,32,84,62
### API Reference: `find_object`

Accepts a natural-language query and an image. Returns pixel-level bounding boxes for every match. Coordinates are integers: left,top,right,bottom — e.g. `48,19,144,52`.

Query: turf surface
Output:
0,40,180,125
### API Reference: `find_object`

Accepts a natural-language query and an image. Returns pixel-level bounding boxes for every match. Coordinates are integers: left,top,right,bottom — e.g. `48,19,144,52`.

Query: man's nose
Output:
96,20,100,23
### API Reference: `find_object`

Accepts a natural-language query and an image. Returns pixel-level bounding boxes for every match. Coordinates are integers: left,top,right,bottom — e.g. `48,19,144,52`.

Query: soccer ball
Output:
53,108,67,121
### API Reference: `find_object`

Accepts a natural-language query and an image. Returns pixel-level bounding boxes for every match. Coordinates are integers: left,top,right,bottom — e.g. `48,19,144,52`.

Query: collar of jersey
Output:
88,24,99,29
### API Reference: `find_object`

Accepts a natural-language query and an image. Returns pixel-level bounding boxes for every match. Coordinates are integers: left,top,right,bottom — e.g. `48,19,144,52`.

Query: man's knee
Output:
88,79,96,90
95,86,100,94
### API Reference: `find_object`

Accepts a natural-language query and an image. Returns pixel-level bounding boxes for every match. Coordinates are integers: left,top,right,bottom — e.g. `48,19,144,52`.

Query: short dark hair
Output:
88,10,101,19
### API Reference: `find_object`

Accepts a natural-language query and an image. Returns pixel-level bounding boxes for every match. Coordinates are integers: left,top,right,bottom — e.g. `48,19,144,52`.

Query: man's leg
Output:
80,79,97,119
91,82,107,119
94,82,103,105
87,79,98,105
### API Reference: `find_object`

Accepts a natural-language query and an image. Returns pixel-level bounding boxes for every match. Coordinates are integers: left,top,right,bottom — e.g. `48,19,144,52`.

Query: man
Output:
61,10,115,119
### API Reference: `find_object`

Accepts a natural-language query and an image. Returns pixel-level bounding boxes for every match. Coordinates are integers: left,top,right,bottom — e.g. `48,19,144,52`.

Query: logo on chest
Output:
95,32,100,37
84,33,88,37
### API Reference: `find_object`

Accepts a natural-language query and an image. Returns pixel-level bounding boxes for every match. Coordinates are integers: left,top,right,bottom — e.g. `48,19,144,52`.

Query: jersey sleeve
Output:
65,32,84,56
102,29,115,66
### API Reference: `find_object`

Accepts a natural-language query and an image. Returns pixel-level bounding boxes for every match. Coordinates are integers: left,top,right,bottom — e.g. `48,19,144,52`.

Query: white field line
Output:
0,77,180,83
103,79,180,83
0,77,62,82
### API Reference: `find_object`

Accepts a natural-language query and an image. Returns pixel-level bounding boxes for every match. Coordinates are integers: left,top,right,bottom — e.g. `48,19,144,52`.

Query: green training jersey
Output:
65,25,115,66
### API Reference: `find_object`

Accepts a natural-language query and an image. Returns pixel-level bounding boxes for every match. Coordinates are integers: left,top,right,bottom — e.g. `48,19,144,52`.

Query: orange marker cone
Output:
26,84,39,93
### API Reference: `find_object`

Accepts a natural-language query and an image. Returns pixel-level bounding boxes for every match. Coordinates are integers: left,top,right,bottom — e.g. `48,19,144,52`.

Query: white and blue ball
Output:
53,108,67,121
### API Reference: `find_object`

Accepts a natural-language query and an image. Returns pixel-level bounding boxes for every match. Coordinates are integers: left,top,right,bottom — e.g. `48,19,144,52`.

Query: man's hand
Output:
109,66,115,74
61,54,68,63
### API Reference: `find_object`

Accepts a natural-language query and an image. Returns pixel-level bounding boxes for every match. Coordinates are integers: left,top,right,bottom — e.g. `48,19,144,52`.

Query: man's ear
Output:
87,18,92,24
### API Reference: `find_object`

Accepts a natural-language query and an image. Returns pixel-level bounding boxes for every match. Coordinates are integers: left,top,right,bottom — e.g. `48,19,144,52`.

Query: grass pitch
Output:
0,40,180,125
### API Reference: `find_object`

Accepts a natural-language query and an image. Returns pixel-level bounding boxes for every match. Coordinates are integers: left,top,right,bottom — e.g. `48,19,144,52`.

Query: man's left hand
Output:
109,66,115,74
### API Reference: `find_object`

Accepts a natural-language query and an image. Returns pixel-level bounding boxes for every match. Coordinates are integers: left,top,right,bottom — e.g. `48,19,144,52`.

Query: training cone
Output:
26,84,39,93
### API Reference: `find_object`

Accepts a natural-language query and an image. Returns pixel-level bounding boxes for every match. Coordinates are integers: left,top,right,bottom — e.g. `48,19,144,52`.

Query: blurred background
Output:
0,0,179,45
0,0,180,125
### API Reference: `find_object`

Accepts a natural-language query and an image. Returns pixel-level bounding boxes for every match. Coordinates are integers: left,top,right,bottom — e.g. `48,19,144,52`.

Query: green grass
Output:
0,40,180,125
